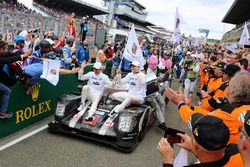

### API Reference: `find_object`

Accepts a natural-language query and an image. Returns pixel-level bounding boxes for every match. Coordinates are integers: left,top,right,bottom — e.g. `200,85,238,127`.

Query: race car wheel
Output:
138,109,149,142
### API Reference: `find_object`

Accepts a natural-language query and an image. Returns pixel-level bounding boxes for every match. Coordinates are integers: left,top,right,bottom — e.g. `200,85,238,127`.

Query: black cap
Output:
244,111,250,137
66,37,75,43
54,48,63,57
39,40,51,48
189,113,230,151
222,64,240,77
214,62,226,69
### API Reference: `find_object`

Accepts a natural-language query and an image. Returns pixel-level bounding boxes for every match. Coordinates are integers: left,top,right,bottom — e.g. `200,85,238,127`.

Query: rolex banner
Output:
40,59,61,86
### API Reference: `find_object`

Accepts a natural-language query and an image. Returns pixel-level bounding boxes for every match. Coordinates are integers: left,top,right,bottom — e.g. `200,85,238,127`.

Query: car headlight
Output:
118,116,137,133
55,103,66,116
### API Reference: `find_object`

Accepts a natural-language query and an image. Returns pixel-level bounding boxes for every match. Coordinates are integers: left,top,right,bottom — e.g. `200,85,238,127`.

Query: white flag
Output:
239,22,249,46
40,59,61,86
173,148,188,167
172,7,185,44
123,24,144,70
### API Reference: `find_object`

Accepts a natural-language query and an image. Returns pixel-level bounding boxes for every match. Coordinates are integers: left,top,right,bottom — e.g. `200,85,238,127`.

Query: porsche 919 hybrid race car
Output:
48,74,160,152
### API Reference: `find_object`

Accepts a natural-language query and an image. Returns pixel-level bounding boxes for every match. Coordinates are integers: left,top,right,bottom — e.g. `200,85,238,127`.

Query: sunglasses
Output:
226,50,233,54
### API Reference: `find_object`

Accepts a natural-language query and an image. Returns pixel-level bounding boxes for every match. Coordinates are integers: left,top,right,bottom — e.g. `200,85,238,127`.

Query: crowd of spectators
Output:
1,1,250,166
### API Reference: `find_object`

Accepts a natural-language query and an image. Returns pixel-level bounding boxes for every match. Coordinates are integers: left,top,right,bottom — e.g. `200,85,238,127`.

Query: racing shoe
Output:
0,112,13,119
85,116,93,122
77,103,85,111
158,123,167,131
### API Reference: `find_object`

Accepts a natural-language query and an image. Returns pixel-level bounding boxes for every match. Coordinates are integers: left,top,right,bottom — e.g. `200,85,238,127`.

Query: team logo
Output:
193,127,199,137
31,83,40,101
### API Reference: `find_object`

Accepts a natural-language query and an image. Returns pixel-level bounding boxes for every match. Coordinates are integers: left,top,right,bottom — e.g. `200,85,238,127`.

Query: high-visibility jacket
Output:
207,76,223,94
200,82,229,111
179,103,250,144
200,61,207,86
162,144,242,167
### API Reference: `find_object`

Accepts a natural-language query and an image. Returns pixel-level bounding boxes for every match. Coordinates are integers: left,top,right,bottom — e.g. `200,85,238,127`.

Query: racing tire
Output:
48,121,59,132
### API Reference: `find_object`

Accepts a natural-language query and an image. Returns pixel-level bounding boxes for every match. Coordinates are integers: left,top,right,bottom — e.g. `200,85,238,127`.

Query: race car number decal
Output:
104,121,114,127
82,116,99,125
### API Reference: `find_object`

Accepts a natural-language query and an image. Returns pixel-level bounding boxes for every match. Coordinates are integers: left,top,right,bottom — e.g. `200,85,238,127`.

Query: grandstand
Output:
221,0,250,43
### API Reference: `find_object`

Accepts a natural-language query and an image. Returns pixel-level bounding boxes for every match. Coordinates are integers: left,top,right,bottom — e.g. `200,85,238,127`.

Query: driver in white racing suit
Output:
111,60,146,114
78,62,112,121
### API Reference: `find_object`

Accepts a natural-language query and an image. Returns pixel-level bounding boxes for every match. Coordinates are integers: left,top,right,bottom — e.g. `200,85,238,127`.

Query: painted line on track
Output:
0,125,48,151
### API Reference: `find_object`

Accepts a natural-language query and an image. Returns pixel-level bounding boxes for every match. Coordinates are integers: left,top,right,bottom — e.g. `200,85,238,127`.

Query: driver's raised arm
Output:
78,69,90,81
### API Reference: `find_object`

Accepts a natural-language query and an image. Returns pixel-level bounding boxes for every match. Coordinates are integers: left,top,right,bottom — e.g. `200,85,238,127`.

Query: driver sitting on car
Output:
78,62,112,121
111,60,146,115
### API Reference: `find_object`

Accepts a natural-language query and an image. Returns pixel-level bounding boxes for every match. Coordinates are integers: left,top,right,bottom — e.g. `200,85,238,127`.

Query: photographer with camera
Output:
157,114,242,166
183,54,200,98
200,55,217,92
179,51,191,85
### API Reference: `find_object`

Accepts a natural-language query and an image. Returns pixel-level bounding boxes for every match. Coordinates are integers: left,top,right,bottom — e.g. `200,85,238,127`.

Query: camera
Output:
164,128,185,144
183,59,193,71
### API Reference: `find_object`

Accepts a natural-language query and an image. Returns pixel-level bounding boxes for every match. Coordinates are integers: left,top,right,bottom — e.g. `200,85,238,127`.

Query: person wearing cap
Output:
80,16,88,43
225,44,242,65
200,55,218,91
45,38,57,60
205,62,225,94
29,39,51,64
183,53,200,98
78,62,112,121
238,111,250,167
13,35,26,53
179,51,191,84
165,72,250,144
196,64,240,112
157,114,243,166
0,40,32,119
111,60,146,115
62,37,76,69
76,40,89,65
95,44,107,65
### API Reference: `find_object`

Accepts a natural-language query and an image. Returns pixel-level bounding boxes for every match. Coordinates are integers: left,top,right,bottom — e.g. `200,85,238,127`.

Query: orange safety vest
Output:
179,103,250,144
207,76,223,94
200,61,207,86
200,82,229,111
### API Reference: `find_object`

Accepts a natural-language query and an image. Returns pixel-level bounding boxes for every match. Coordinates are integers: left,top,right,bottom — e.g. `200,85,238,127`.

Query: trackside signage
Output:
0,74,79,139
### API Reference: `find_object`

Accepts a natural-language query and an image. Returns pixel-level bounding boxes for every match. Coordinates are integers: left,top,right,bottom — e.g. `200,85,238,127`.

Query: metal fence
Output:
0,10,60,35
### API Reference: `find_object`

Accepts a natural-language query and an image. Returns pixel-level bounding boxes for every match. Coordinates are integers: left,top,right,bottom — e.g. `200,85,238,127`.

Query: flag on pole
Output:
172,7,185,44
123,24,144,70
239,22,249,46
40,59,61,86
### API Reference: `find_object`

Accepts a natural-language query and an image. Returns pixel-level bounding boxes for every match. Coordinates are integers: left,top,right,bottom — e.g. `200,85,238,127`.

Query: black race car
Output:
48,74,159,152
